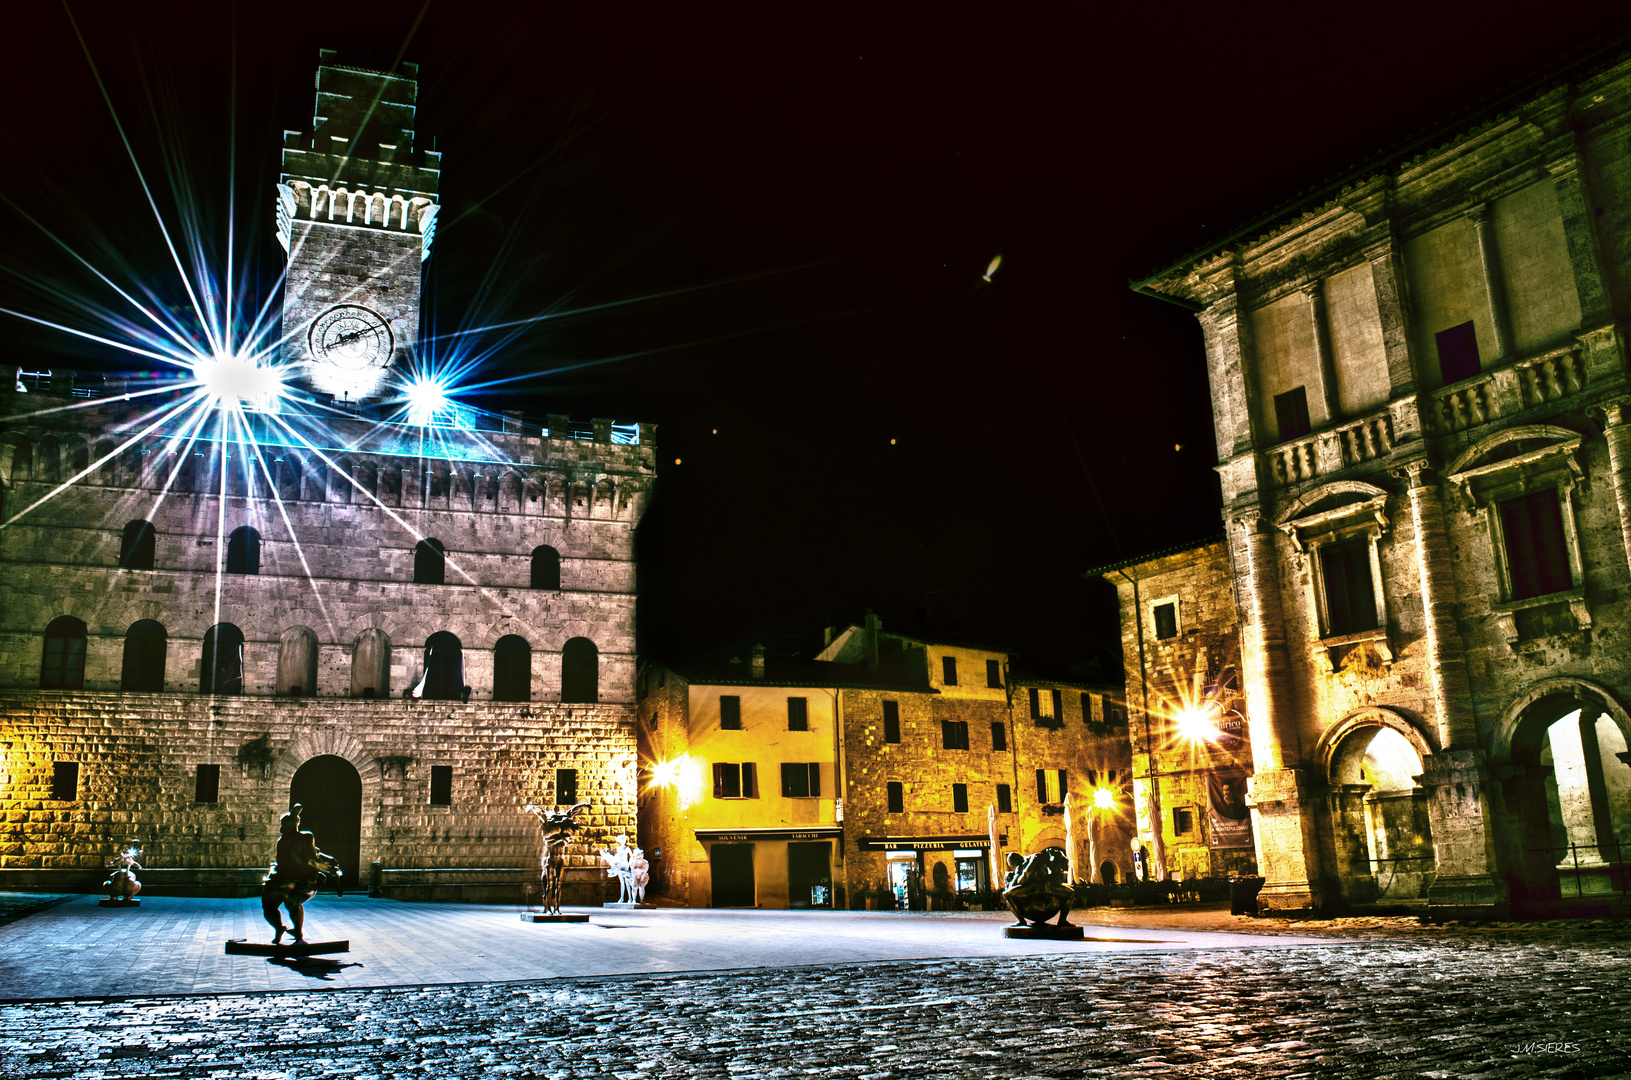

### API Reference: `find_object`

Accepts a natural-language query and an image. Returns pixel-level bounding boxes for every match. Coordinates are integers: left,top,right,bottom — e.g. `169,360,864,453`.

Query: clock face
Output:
309,305,393,370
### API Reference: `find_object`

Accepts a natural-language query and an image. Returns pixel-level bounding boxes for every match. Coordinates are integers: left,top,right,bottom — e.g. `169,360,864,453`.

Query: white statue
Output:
629,845,650,904
600,835,636,903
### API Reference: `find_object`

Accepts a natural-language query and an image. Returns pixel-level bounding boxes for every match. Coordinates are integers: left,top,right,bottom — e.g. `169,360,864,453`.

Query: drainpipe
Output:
1118,566,1166,881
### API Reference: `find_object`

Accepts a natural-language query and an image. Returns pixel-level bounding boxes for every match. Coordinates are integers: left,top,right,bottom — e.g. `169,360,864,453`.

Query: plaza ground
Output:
0,894,1628,1077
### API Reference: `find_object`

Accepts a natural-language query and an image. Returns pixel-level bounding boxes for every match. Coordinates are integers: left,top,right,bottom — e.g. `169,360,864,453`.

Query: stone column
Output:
1367,239,1419,398
1467,204,1513,363
1303,279,1339,422
1394,459,1476,749
1233,511,1322,908
1597,401,1631,576
1549,153,1612,330
1197,294,1257,462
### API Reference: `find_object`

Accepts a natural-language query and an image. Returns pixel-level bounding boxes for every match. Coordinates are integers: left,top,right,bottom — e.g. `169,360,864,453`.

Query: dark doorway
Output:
290,755,362,888
710,843,755,907
561,637,598,703
788,842,832,909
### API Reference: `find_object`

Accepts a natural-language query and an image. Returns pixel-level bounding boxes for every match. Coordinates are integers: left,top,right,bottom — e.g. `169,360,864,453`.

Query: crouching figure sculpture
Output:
526,802,590,914
261,803,342,944
1001,847,1075,930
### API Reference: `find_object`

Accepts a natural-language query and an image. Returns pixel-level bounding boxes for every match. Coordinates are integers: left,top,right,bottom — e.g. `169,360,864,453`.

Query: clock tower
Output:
275,50,440,402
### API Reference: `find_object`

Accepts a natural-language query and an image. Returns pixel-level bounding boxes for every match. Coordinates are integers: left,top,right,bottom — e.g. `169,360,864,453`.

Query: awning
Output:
857,834,1004,852
695,827,842,843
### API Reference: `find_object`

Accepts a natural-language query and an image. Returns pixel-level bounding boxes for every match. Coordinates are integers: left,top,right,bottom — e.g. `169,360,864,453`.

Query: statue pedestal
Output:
521,913,589,923
601,902,655,909
224,939,349,956
1003,923,1085,940
99,898,141,908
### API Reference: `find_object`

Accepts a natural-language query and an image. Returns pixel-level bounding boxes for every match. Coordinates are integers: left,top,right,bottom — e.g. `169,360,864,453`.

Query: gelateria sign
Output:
858,834,1001,852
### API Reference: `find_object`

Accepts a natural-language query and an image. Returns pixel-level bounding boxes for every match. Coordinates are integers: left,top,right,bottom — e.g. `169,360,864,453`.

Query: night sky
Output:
4,5,1630,675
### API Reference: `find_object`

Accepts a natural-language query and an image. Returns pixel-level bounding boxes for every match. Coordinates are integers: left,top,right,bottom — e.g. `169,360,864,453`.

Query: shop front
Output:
695,826,842,909
858,835,1002,910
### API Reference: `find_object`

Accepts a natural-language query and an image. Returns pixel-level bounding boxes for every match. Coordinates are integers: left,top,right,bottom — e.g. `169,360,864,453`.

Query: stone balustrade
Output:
1427,344,1585,437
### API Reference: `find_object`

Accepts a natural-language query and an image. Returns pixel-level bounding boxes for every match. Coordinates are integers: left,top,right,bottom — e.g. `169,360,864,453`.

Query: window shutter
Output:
1051,689,1063,720
1058,769,1069,799
1036,769,1048,802
788,697,808,731
1081,693,1093,723
743,762,758,799
781,763,797,797
713,763,726,799
1029,688,1040,718
809,763,821,798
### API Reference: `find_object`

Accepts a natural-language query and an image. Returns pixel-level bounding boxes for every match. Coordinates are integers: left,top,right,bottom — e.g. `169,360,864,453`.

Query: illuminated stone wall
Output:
0,690,636,902
1136,52,1631,916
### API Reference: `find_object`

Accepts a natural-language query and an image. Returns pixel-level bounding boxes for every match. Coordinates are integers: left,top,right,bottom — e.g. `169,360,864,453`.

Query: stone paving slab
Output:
1,932,1629,1078
0,895,1346,1001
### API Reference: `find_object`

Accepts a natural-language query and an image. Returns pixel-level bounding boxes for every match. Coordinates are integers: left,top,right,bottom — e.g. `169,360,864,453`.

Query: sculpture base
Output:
224,939,350,956
99,898,141,908
601,902,655,909
1003,923,1085,940
521,913,590,923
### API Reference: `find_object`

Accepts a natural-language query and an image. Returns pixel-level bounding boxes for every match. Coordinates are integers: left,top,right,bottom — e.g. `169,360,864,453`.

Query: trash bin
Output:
1229,875,1265,915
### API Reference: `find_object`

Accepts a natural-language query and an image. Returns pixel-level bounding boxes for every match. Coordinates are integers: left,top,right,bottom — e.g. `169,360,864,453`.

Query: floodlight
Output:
405,375,451,426
193,353,282,411
1092,788,1116,810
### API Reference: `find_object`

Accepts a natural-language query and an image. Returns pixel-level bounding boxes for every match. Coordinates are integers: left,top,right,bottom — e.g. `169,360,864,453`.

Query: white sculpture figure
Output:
600,835,638,903
629,845,650,904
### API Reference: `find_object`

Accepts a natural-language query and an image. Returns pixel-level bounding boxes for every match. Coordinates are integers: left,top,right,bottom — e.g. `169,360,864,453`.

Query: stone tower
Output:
275,49,442,403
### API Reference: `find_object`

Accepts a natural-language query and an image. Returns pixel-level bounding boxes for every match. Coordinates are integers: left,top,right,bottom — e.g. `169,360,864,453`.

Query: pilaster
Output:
1232,510,1300,771
1245,767,1324,910
1418,749,1509,918
1549,153,1612,329
1393,459,1477,750
1197,290,1257,464
1366,239,1419,400
1302,279,1339,422
1467,203,1513,364
1597,401,1631,577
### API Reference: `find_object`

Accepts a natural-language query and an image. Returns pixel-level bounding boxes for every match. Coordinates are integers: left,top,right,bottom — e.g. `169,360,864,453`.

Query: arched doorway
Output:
1499,685,1631,901
1325,714,1436,905
290,756,362,889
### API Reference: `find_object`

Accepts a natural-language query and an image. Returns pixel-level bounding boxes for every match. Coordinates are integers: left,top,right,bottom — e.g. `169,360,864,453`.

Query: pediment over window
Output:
1274,480,1390,553
1445,425,1583,510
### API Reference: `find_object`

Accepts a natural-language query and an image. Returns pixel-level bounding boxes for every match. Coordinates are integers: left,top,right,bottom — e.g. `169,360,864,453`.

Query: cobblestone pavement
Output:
2,923,1629,1078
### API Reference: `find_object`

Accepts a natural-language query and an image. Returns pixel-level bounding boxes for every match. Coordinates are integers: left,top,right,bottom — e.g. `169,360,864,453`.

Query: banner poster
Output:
1207,768,1253,849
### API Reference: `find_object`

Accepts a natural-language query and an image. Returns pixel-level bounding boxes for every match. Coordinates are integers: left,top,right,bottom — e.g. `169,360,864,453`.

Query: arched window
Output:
493,635,531,702
561,637,598,704
41,616,88,690
226,526,260,575
36,437,60,483
276,625,318,696
275,456,301,501
121,620,167,691
414,538,446,585
119,520,156,569
201,623,245,695
12,438,33,480
530,545,561,590
420,631,463,700
350,628,390,698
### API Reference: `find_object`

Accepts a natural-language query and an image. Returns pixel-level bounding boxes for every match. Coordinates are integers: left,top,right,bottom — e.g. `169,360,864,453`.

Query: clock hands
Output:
328,324,380,348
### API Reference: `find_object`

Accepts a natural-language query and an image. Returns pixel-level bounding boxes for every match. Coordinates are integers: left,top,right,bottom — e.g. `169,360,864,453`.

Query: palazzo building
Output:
638,615,1132,909
1133,46,1631,915
0,52,655,902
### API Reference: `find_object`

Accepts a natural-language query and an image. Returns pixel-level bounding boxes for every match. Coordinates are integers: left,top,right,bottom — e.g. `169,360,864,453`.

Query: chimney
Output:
751,644,766,679
822,626,835,648
864,610,881,669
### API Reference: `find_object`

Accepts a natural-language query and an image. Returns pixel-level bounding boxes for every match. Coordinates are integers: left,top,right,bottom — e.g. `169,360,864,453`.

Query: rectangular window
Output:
1501,490,1572,600
1174,807,1195,835
1321,536,1379,636
720,695,742,730
430,765,453,806
555,768,578,805
787,697,808,732
952,783,969,813
991,721,1007,752
985,659,1002,688
996,783,1012,813
887,781,905,814
713,762,758,799
941,656,958,685
1029,688,1059,727
1274,386,1312,441
1436,321,1480,384
941,719,970,750
195,763,220,804
1081,693,1094,724
1153,601,1178,640
51,761,78,801
882,700,901,744
780,762,821,798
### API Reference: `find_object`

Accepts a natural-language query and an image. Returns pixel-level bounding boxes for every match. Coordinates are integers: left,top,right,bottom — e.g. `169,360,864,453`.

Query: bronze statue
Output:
103,840,143,902
261,803,342,944
1000,847,1075,929
526,802,590,914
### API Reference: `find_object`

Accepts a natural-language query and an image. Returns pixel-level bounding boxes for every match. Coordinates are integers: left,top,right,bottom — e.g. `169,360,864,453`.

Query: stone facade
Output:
638,619,1132,910
1134,49,1631,915
1100,539,1258,885
0,53,655,902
